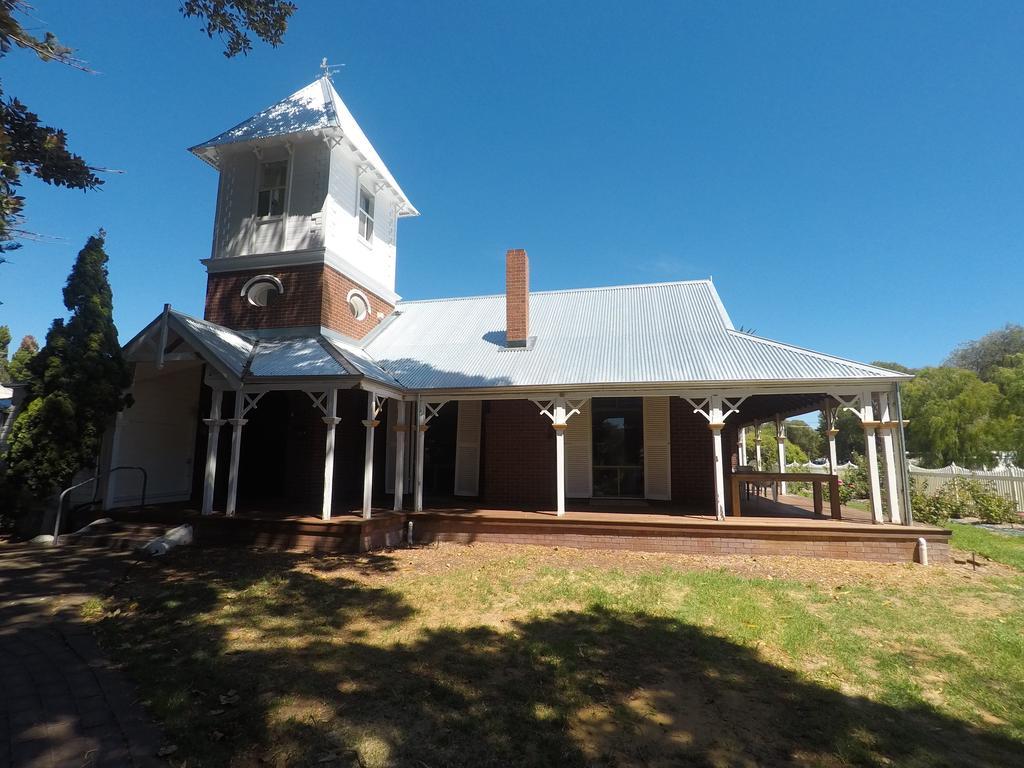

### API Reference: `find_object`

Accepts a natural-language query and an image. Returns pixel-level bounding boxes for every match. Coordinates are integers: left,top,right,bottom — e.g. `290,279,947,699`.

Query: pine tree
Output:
4,233,131,497
7,334,36,382
0,324,10,384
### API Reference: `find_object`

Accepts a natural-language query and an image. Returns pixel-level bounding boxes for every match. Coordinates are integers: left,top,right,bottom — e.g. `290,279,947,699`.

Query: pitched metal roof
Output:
362,280,906,391
130,282,905,393
189,77,416,214
175,313,254,378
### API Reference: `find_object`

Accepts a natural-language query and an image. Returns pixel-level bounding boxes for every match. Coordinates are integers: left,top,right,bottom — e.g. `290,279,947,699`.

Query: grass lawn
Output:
949,522,1024,570
85,543,1024,767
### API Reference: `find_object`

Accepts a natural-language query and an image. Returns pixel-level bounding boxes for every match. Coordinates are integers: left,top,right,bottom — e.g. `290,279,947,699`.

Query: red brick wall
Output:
204,263,393,339
505,249,529,345
480,399,555,508
670,398,714,506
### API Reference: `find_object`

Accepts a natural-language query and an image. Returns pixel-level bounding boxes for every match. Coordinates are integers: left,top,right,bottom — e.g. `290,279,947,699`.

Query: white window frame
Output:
347,289,370,321
358,187,375,243
256,160,288,219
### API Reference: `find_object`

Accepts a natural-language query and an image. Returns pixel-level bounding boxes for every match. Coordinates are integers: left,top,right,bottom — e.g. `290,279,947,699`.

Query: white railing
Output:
909,462,1024,513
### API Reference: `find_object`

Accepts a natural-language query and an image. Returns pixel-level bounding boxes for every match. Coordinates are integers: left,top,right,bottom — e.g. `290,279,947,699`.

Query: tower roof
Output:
189,76,418,216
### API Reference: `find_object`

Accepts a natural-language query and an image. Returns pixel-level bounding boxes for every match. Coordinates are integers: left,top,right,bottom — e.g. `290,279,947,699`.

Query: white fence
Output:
909,462,1024,513
783,461,857,474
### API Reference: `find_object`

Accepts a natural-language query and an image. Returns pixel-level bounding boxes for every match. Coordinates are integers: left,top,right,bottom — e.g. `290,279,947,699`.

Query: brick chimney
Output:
505,249,529,347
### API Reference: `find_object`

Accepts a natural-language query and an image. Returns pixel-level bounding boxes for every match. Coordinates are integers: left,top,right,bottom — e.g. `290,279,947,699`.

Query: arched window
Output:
240,275,284,308
347,289,370,321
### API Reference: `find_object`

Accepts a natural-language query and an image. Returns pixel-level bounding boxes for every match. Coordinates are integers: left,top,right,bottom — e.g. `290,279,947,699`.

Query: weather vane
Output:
319,57,345,81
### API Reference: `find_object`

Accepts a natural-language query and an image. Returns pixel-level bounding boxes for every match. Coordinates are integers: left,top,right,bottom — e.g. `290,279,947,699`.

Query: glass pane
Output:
257,189,271,217
359,189,374,216
269,188,285,216
261,161,287,189
591,397,645,497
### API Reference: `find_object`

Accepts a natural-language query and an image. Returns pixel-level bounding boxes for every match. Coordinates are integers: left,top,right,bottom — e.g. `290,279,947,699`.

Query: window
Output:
591,397,645,497
347,290,369,321
240,274,284,307
257,160,288,217
358,187,374,241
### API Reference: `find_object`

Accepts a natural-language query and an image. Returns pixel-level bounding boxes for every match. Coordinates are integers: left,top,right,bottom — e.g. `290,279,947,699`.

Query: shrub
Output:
911,477,1019,525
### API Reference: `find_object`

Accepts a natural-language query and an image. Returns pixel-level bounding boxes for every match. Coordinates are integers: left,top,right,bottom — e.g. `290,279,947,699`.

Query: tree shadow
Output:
97,549,1022,767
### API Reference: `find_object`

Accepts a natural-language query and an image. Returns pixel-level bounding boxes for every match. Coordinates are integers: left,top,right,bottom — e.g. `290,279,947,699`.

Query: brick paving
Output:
0,543,164,767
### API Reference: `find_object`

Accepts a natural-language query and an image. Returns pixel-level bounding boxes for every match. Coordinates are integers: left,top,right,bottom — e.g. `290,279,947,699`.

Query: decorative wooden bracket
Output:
532,398,586,427
362,394,386,428
306,391,330,416
685,395,749,425
240,392,265,418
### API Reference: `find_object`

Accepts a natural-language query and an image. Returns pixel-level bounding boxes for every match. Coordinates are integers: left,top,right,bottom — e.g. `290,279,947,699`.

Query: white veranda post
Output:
877,391,903,524
201,389,225,515
320,390,340,520
754,422,763,471
533,397,586,516
824,402,839,474
834,391,885,524
393,400,407,512
775,417,787,497
225,391,263,517
413,400,446,512
362,393,384,520
738,428,748,465
686,394,748,521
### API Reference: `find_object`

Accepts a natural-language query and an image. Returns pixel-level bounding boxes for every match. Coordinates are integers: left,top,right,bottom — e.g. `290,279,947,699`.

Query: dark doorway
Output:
424,402,458,498
592,397,644,497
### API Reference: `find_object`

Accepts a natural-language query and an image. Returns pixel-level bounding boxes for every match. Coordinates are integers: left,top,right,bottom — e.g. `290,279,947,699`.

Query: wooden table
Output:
730,472,841,519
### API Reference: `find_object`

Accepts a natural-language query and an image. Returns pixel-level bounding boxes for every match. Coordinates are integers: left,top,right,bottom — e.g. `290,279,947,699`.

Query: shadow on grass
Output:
96,548,1021,768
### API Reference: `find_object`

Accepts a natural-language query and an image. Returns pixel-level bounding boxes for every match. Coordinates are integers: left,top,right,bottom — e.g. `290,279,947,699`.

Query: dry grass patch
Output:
87,542,1024,767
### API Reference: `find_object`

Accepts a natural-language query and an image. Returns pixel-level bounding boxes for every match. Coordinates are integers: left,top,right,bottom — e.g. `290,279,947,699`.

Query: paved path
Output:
0,543,164,767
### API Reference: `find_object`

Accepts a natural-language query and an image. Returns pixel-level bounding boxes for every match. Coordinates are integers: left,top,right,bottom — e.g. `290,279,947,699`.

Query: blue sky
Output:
1,0,1022,370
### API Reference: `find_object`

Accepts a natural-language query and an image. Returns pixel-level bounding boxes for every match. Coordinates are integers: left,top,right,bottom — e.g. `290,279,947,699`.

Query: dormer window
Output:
358,188,374,242
257,160,288,218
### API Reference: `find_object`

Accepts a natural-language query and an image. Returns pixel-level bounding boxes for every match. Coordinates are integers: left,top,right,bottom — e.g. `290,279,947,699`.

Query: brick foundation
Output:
204,263,393,339
189,510,950,564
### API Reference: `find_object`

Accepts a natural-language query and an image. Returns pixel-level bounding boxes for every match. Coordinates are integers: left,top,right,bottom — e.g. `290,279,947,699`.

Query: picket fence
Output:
908,462,1024,513
781,460,1024,513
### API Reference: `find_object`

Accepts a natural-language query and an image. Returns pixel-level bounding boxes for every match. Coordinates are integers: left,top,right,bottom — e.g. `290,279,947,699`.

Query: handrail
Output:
52,465,148,545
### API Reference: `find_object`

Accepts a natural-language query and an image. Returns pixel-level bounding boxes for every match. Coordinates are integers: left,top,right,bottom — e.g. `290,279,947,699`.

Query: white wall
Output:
211,139,328,259
323,143,399,293
106,361,202,508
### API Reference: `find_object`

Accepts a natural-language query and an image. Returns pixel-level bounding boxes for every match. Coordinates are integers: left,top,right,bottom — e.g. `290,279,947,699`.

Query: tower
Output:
189,75,418,339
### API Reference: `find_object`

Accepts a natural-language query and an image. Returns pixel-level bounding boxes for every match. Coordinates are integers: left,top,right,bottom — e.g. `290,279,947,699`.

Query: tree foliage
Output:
3,234,131,497
181,0,297,57
740,423,809,470
945,324,1024,380
0,0,296,252
7,333,36,383
0,323,9,384
901,367,1004,468
816,407,862,464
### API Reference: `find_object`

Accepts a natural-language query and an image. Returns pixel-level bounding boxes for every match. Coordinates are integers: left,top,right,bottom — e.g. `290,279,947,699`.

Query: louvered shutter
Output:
565,399,593,498
643,397,672,500
454,401,482,496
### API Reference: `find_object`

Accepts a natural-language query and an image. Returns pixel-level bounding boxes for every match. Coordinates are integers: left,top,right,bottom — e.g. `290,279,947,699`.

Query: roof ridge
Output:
396,279,713,306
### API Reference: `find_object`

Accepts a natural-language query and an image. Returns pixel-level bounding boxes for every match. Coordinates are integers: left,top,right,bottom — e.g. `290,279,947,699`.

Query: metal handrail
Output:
52,465,148,544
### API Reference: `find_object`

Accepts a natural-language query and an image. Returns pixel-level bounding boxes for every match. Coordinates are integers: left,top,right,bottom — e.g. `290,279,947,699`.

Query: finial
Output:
319,57,345,81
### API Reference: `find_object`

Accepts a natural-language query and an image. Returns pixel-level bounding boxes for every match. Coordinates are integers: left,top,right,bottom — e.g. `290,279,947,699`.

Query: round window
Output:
240,275,284,308
348,291,369,321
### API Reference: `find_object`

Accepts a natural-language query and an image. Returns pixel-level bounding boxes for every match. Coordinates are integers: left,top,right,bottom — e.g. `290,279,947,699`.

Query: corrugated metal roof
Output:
362,280,905,390
189,77,415,213
323,338,402,387
247,338,349,378
175,313,253,377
